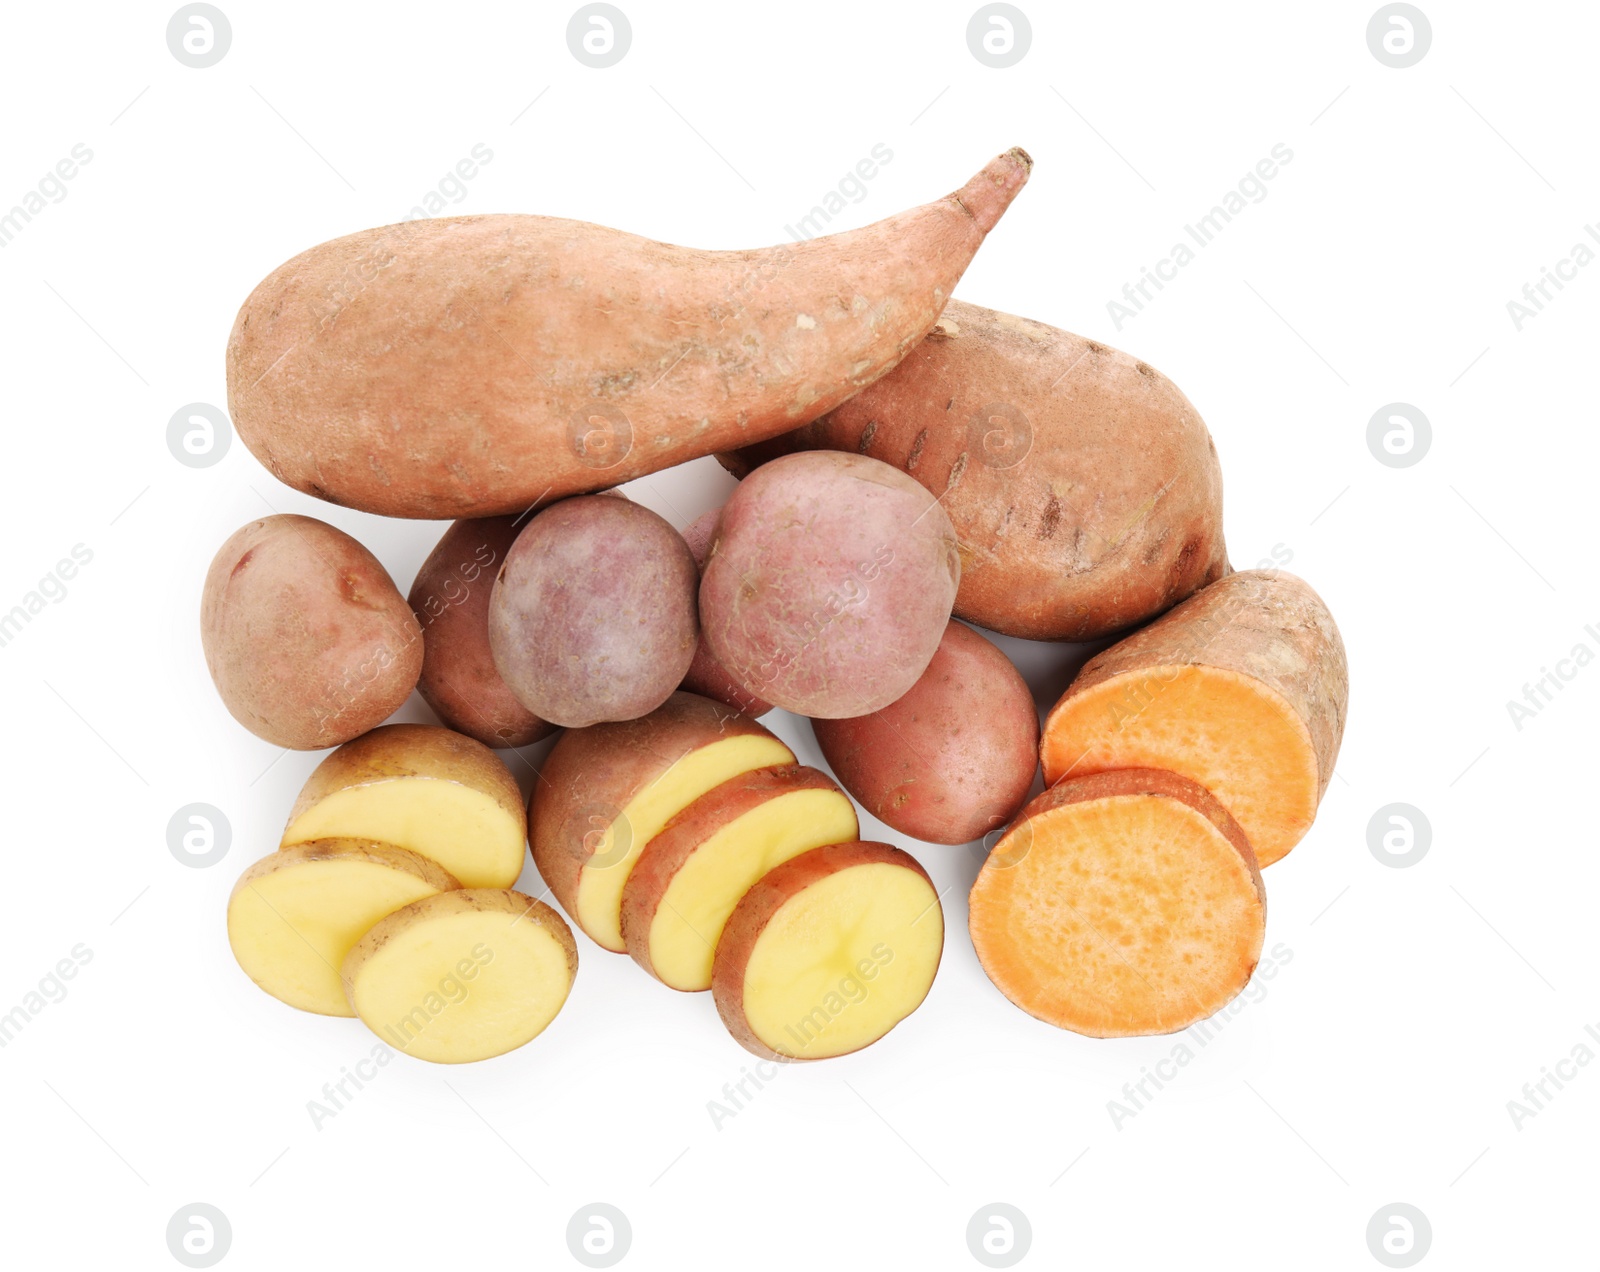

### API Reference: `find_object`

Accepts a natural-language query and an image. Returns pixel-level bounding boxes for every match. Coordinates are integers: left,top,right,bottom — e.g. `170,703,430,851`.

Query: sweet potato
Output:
489,496,698,728
409,516,554,749
678,509,772,717
699,452,960,717
1041,570,1347,866
969,769,1265,1037
201,514,422,749
720,300,1228,640
811,620,1038,844
227,150,1033,519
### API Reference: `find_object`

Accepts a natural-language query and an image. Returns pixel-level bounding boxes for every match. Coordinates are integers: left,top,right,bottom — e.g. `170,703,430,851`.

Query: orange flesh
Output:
968,794,1264,1037
1041,665,1317,866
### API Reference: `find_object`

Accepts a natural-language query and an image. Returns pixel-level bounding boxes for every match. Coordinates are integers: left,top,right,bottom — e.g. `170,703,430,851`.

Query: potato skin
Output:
721,300,1228,641
488,497,698,729
677,510,772,717
201,515,422,749
409,517,554,749
812,621,1038,845
225,152,1032,519
700,452,960,718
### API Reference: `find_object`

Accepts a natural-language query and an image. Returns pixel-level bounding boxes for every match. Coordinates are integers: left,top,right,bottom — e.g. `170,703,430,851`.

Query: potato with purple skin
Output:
409,517,555,749
812,621,1039,844
201,514,422,749
678,509,773,717
699,452,960,718
489,496,698,728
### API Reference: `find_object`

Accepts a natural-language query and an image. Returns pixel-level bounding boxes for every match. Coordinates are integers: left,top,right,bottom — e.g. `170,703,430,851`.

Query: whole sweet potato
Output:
721,300,1227,640
409,516,555,749
201,515,421,749
699,452,960,718
488,497,698,728
227,151,1032,519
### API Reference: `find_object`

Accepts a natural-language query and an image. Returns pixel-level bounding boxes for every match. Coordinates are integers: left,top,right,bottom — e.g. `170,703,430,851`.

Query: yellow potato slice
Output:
343,890,577,1063
282,723,527,888
228,840,458,1016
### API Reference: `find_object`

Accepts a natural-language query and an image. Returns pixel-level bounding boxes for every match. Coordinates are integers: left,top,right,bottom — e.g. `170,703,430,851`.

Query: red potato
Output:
699,452,961,718
619,765,859,991
968,769,1265,1038
489,496,698,729
712,841,944,1061
678,509,772,717
409,516,554,749
811,620,1038,844
720,300,1228,640
1041,569,1347,866
201,514,422,749
227,150,1033,519
530,692,797,952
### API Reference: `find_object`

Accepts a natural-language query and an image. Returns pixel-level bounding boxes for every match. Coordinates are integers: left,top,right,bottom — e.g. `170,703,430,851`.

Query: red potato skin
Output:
619,764,846,984
408,516,555,749
699,452,961,718
812,621,1038,845
712,841,941,1062
488,497,699,729
720,300,1228,641
227,151,1033,520
678,509,773,717
201,514,422,749
529,692,783,925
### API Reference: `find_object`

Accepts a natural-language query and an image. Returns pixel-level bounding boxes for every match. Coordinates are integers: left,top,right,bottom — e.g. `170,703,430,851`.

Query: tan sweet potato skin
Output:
1047,570,1348,801
811,620,1038,845
720,300,1228,640
227,152,1032,519
409,517,554,749
201,515,422,749
528,692,783,922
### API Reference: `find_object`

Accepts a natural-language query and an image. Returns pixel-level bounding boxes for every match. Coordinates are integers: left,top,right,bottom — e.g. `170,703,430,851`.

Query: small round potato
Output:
677,509,772,717
812,621,1039,844
201,514,422,749
700,452,960,718
409,516,555,749
488,496,698,728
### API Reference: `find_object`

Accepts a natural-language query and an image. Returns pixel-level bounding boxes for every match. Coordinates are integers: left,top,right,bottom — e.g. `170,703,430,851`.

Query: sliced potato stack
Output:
228,840,457,1016
282,723,527,888
969,770,1266,1037
620,765,859,991
713,842,944,1061
344,890,577,1064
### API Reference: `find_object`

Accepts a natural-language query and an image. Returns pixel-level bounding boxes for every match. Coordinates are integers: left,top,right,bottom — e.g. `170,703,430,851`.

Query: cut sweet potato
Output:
712,842,943,1061
620,765,859,991
1041,570,1347,866
228,840,458,1016
968,769,1265,1037
530,692,796,952
343,889,577,1063
281,724,527,889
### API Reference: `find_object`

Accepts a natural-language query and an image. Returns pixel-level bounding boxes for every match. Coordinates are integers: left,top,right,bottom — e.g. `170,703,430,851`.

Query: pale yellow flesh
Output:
283,780,525,888
347,910,574,1062
576,734,795,951
742,862,942,1059
648,789,858,991
228,860,446,1016
1048,666,1318,866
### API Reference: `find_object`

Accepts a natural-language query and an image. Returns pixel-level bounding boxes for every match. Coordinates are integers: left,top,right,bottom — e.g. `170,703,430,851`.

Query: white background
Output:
1,1,1594,1267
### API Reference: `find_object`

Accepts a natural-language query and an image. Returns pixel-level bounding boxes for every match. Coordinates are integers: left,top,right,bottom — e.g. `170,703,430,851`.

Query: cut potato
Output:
282,724,526,889
620,766,859,991
968,769,1266,1038
531,692,795,952
228,840,458,1016
1040,570,1347,866
343,889,577,1063
712,842,943,1060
